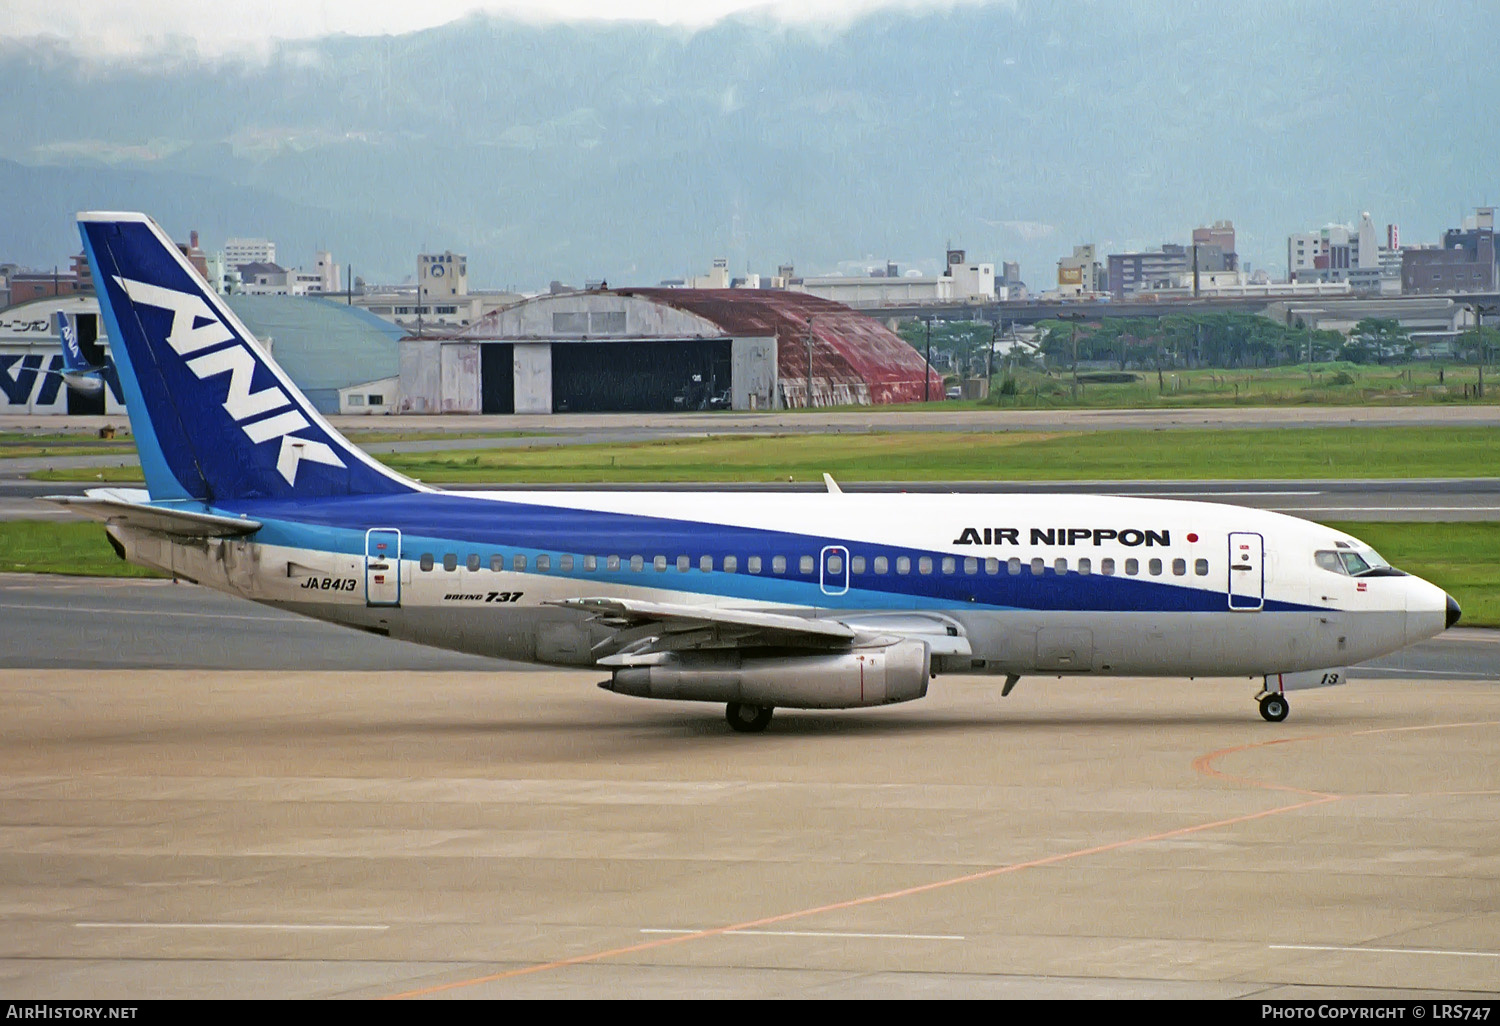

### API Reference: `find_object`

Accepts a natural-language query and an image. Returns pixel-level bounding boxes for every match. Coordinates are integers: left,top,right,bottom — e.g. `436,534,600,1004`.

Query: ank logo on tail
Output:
112,274,345,485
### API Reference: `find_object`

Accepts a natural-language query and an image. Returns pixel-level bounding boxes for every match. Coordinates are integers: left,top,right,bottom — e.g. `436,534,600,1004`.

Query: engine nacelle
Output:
602,640,931,709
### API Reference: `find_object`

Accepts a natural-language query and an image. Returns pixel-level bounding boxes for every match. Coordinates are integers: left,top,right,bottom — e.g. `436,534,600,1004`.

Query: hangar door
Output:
480,343,514,414
552,339,731,413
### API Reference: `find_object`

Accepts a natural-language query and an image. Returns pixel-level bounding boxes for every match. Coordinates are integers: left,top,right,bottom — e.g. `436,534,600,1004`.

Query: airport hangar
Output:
396,288,945,414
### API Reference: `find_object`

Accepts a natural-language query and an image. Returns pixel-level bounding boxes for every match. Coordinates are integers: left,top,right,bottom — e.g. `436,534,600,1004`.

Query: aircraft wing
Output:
548,596,972,663
42,488,262,537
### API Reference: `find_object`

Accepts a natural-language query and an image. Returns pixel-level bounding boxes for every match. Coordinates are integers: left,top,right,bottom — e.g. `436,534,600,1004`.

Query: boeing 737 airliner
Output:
53,211,1461,731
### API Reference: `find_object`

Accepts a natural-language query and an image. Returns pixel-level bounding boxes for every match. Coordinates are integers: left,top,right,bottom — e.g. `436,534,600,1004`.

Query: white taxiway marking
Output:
1286,506,1500,513
1123,490,1323,497
1271,944,1499,959
77,922,388,931
641,928,964,941
0,602,295,623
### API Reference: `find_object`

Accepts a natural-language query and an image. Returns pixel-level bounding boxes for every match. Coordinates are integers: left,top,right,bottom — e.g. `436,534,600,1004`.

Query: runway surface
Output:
2,575,1498,999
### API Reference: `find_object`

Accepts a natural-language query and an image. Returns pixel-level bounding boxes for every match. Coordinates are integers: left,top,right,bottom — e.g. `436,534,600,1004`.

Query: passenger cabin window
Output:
772,556,787,574
1172,558,1186,576
851,556,866,574
874,556,889,574
1008,557,1022,575
1125,558,1139,576
699,555,713,572
653,555,667,571
443,553,457,572
584,555,598,571
678,555,690,572
512,554,527,572
896,557,911,575
420,553,434,571
942,557,956,574
536,555,550,572
918,557,933,575
748,556,762,574
560,555,574,572
1149,558,1163,576
984,557,999,575
606,555,620,571
466,554,480,572
826,554,844,574
1077,558,1091,575
1101,558,1115,576
724,555,738,573
630,556,644,572
490,555,504,572
1054,558,1068,575
799,555,815,574
1194,558,1208,576
1030,557,1045,575
964,557,978,575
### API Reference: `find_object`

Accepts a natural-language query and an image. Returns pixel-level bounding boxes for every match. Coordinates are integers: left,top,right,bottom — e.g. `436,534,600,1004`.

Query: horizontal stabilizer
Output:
43,488,261,537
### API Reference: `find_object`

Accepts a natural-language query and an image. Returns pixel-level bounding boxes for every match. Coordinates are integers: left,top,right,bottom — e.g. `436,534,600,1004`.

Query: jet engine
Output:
600,640,931,709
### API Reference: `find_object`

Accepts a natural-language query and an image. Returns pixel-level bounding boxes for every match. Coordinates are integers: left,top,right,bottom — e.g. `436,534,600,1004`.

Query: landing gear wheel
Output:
726,702,774,733
1258,693,1289,723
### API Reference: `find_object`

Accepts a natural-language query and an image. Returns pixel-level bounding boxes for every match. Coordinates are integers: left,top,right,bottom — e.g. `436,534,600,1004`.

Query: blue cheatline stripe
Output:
78,221,193,501
220,493,1326,615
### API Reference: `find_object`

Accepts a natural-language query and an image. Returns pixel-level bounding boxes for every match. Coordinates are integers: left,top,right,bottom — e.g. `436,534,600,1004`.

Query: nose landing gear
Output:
1255,691,1289,723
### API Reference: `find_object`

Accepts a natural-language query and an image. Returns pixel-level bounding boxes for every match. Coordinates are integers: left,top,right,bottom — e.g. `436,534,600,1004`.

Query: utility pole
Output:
805,316,815,408
924,318,932,403
987,315,997,381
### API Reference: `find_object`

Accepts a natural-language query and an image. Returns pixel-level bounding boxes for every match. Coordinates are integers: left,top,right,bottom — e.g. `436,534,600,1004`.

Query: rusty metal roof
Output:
616,288,943,405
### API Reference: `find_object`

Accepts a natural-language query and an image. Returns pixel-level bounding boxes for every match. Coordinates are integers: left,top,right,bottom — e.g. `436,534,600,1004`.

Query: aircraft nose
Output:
1446,594,1462,629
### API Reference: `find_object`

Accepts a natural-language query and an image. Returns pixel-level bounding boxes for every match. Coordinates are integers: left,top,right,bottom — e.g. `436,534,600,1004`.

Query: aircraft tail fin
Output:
77,212,418,503
55,312,97,374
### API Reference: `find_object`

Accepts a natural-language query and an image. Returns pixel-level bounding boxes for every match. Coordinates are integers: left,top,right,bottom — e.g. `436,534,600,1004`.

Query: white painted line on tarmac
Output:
0,602,296,623
77,921,388,931
1287,506,1500,513
641,928,964,941
1271,944,1499,959
1121,490,1324,497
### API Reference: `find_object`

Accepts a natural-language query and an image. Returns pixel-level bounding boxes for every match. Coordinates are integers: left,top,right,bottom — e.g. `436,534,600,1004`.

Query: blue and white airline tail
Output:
77,212,416,503
56,311,99,376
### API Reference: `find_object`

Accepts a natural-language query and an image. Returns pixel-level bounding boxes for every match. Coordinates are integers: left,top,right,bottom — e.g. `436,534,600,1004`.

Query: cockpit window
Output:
1338,551,1372,576
1314,550,1347,575
1318,546,1406,578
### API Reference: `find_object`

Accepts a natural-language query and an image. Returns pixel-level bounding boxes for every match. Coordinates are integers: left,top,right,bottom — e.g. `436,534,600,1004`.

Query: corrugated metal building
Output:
397,288,941,414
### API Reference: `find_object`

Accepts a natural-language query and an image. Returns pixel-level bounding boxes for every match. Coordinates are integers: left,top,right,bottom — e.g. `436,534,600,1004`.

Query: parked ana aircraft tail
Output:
50,211,1461,731
49,311,105,394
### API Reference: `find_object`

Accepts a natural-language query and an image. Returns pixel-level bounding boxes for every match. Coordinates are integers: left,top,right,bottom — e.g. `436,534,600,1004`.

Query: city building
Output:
223,237,277,269
397,289,944,415
1401,207,1497,295
1192,220,1238,270
1055,244,1103,297
1288,213,1399,293
791,249,996,307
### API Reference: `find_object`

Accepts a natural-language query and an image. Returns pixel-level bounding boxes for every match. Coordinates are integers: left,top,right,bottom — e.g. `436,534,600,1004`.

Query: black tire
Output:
1259,693,1289,723
725,702,774,733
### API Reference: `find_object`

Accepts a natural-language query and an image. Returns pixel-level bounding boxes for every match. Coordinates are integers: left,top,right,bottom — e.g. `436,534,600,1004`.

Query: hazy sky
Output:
1,0,1000,59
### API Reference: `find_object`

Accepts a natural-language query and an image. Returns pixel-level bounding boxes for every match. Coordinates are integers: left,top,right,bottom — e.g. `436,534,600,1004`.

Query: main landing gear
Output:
1256,691,1289,723
726,702,774,733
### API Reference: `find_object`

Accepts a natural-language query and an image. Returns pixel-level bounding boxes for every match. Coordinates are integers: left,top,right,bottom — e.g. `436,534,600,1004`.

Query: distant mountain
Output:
2,1,1497,288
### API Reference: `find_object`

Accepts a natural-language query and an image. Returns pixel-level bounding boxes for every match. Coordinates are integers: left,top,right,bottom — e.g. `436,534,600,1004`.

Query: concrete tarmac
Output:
1,577,1498,999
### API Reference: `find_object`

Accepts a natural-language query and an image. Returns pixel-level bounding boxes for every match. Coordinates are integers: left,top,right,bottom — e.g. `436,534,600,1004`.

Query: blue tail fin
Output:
78,212,416,503
55,312,99,374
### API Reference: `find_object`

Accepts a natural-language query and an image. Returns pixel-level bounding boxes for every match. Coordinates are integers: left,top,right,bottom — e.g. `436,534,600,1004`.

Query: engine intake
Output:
602,640,931,709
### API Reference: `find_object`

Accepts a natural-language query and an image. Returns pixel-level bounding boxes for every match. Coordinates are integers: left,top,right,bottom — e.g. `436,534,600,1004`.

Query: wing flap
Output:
42,488,261,537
